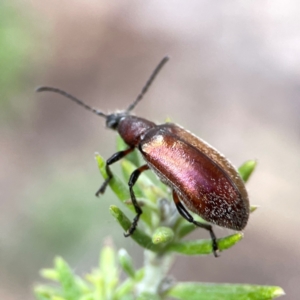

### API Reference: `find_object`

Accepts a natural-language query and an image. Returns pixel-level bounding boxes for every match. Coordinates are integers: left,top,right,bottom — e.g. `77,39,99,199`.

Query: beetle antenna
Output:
36,86,108,118
126,56,169,113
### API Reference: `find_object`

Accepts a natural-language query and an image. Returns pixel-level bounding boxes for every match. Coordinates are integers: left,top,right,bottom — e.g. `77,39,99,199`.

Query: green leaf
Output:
250,205,259,213
96,153,158,227
109,205,161,252
95,153,130,201
152,227,174,244
118,248,136,278
166,233,243,255
238,160,257,183
34,285,59,300
96,153,156,227
100,240,118,298
40,268,59,281
168,282,285,300
54,257,81,299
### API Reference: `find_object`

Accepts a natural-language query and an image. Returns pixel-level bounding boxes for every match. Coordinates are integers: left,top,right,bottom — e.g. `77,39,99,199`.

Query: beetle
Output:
37,56,250,257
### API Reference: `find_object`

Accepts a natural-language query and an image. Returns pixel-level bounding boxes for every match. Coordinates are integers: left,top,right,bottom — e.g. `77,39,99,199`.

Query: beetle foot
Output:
124,214,140,237
95,180,109,196
212,240,220,258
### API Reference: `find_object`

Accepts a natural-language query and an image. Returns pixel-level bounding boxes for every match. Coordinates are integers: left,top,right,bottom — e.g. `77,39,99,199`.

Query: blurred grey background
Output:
1,1,299,299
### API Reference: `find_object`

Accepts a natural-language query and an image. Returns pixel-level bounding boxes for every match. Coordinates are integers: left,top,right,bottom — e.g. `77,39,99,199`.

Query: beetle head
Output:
105,112,127,130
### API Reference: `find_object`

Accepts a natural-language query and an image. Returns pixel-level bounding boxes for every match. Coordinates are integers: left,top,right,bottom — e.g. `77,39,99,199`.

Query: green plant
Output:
34,138,284,300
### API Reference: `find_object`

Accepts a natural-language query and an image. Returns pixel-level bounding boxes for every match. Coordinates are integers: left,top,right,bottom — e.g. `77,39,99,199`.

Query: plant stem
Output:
136,249,174,298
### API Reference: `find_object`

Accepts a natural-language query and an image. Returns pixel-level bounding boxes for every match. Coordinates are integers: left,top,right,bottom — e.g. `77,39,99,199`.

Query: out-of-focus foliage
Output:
0,1,34,122
34,147,284,299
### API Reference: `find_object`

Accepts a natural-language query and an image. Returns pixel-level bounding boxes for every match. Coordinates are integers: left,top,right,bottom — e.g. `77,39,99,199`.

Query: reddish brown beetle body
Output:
139,122,249,230
117,116,249,230
37,56,250,257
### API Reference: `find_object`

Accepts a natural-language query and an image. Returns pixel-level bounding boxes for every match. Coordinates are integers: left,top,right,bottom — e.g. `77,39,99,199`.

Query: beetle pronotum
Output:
37,57,250,257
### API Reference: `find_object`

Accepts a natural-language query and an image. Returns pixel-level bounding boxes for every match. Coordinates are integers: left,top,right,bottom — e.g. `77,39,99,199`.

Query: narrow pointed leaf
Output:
250,205,259,213
95,153,129,201
118,248,136,278
40,269,59,281
166,233,243,255
100,241,118,298
168,282,285,300
54,257,81,299
238,160,257,183
96,153,153,227
109,205,161,252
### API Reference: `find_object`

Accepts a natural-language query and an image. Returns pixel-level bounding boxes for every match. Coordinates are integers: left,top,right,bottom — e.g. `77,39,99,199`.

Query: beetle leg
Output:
96,147,134,196
172,191,219,257
124,164,150,237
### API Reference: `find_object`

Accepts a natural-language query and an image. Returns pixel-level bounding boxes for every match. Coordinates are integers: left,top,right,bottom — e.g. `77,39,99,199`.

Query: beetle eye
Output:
106,113,125,130
106,117,118,129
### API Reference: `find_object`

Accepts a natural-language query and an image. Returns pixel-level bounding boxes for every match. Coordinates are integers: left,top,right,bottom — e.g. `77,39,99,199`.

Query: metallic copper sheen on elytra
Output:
118,119,250,231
